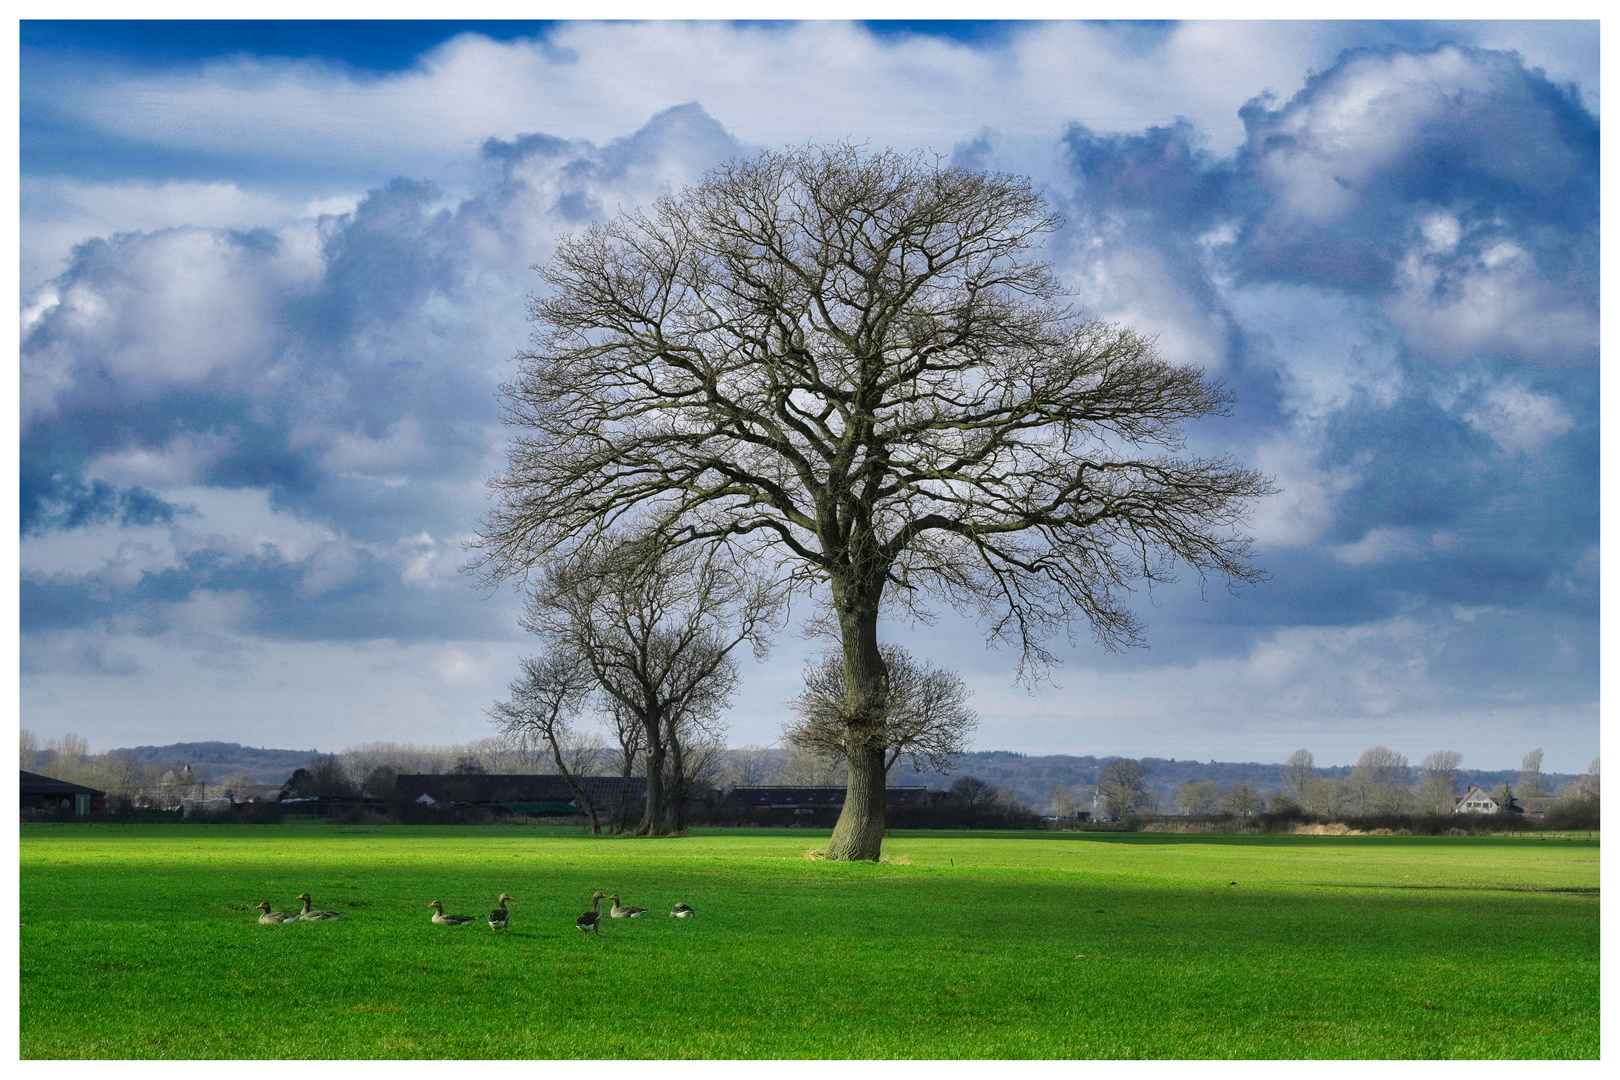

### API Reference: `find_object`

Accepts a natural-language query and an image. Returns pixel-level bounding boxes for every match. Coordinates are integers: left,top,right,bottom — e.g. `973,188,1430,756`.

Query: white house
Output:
1454,786,1498,814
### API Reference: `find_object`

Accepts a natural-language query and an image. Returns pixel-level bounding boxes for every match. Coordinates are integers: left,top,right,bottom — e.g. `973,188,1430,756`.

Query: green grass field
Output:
19,825,1598,1059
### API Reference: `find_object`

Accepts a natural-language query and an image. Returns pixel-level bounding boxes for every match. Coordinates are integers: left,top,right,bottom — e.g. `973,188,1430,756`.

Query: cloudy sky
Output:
17,18,1600,772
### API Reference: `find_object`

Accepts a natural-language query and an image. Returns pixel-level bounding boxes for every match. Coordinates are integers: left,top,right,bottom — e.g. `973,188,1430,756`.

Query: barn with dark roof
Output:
20,770,106,816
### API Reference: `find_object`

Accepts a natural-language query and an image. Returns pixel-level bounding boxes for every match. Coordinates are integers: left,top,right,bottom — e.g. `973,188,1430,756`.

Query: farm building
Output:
720,785,944,812
20,770,106,816
1454,786,1498,813
394,773,646,817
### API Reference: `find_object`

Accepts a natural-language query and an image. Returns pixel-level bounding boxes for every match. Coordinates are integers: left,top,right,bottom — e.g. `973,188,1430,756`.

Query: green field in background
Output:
19,825,1599,1059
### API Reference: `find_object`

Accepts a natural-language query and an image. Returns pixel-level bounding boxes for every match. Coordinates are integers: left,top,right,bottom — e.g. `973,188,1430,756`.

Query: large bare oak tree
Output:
477,144,1271,860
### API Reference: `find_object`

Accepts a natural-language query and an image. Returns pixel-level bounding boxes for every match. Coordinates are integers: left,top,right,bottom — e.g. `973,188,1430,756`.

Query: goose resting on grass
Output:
577,891,606,936
670,902,694,919
488,893,514,932
256,902,299,924
429,901,478,926
609,894,647,919
295,893,343,921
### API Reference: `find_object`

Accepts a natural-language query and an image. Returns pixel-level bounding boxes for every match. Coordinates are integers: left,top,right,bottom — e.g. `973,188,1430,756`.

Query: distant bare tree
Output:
475,143,1273,860
20,729,43,772
1518,747,1550,798
1302,777,1346,818
1176,779,1224,815
1347,746,1410,815
1279,749,1315,802
1096,758,1148,818
725,744,780,788
280,756,357,800
775,746,847,787
786,644,977,777
1044,783,1082,817
1222,779,1265,820
1414,749,1464,815
950,775,994,806
217,769,260,800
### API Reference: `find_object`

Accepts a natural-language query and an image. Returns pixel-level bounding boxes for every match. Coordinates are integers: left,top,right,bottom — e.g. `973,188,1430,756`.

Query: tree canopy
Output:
479,143,1271,859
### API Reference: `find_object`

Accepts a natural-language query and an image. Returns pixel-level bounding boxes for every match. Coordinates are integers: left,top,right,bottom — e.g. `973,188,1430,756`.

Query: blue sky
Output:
17,19,1601,772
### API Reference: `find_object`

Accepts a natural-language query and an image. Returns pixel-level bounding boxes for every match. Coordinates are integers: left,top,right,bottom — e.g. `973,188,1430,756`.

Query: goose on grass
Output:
670,902,694,919
609,894,648,919
256,902,299,924
577,891,607,936
429,901,478,926
488,893,515,932
295,893,343,921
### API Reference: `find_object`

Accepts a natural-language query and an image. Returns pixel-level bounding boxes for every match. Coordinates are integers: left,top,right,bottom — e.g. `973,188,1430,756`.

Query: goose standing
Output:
577,891,606,936
256,901,299,924
428,901,478,926
609,894,647,919
670,902,694,919
488,893,515,932
294,893,343,921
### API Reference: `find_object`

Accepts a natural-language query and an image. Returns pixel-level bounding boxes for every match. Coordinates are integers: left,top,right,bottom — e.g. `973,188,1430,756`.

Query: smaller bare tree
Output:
950,775,994,806
725,744,780,788
1347,746,1410,815
1518,747,1550,798
1044,783,1082,818
1176,778,1224,815
1279,749,1315,802
775,746,848,787
786,644,977,777
1096,758,1148,818
487,650,602,834
1414,749,1464,814
1302,776,1346,818
1222,779,1265,821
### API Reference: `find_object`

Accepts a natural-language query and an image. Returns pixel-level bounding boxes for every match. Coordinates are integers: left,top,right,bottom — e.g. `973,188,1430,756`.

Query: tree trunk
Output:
825,591,889,861
666,731,688,834
545,738,600,835
614,748,634,834
636,716,668,837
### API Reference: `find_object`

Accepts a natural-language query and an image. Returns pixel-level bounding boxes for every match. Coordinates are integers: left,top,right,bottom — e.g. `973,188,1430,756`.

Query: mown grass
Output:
19,825,1598,1059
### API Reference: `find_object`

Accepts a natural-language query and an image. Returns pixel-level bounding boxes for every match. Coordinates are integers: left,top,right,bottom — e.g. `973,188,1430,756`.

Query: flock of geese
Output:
254,891,695,935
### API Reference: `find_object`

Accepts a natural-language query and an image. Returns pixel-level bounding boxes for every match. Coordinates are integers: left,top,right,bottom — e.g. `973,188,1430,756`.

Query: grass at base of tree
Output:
20,825,1598,1059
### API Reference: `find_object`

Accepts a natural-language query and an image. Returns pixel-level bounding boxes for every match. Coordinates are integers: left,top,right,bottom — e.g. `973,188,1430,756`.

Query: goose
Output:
670,902,695,919
295,893,343,921
256,901,299,924
609,894,648,919
488,893,515,932
577,891,606,935
428,901,478,926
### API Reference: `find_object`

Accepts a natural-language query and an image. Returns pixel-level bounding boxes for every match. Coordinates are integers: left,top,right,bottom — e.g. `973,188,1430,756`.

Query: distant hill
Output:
103,741,1578,804
908,751,1576,809
110,742,327,785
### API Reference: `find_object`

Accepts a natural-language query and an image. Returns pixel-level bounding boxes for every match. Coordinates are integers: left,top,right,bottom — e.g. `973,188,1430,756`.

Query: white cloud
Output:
1388,233,1597,365
20,176,358,287
1241,438,1359,549
85,430,235,489
1227,283,1403,421
1058,240,1230,372
1331,527,1430,566
21,225,324,425
1461,383,1575,453
321,416,431,477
